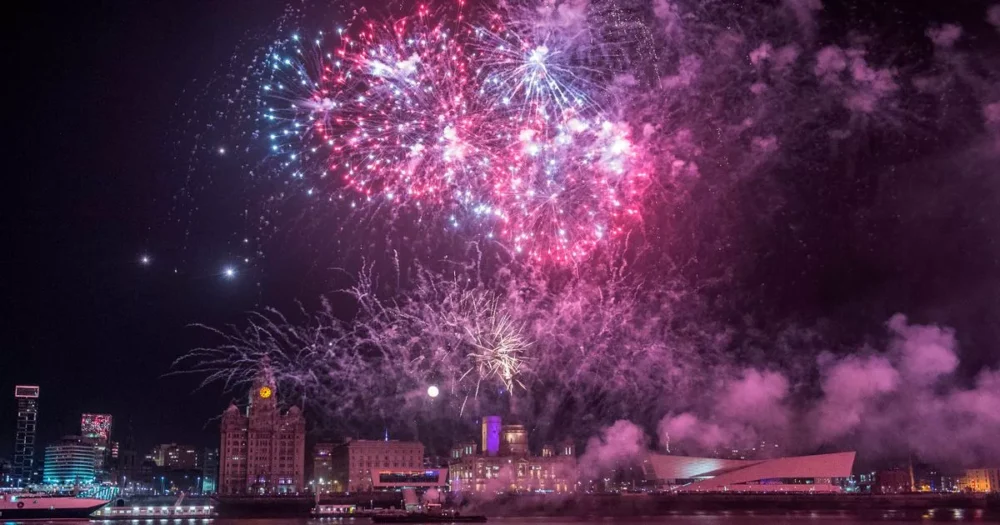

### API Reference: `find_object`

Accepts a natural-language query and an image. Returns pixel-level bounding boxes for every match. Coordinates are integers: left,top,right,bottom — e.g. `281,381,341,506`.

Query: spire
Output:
250,361,277,408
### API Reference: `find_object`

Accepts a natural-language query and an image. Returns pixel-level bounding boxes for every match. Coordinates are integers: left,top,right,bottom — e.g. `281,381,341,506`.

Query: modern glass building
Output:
43,436,97,485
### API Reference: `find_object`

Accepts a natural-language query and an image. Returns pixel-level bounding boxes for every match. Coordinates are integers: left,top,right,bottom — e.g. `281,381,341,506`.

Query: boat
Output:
371,508,488,523
0,491,109,520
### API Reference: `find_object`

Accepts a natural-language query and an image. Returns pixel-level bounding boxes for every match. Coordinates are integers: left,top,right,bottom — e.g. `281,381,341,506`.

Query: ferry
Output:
0,491,109,520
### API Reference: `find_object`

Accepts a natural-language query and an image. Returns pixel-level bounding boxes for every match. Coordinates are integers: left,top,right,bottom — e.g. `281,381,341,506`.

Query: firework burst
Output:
457,293,531,395
256,3,652,264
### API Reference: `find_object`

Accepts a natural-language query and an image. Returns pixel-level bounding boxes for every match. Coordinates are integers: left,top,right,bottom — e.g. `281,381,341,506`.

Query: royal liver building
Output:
219,368,305,494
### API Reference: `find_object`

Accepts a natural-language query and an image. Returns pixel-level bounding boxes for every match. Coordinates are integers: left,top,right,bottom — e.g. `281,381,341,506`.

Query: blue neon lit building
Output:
43,435,97,485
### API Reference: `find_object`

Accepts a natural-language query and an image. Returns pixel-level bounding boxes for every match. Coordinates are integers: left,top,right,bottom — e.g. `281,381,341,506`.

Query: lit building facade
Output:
81,413,113,445
329,440,424,492
449,416,576,494
43,436,98,485
81,413,113,475
219,370,306,494
371,468,449,489
13,385,40,484
154,443,200,470
644,451,856,493
959,468,1000,493
313,443,334,491
202,448,219,493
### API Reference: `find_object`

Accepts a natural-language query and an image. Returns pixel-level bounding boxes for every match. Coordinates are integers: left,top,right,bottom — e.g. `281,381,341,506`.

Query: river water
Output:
11,510,1000,524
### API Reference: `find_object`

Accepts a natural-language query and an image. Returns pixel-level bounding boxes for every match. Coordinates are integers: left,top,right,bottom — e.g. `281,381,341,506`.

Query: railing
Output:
313,504,359,516
92,505,215,518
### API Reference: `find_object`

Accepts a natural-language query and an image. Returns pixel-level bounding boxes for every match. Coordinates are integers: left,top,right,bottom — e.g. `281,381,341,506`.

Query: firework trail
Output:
178,254,726,441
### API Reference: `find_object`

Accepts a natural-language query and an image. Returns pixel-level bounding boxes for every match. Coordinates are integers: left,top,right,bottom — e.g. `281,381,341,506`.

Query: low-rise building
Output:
875,469,913,494
449,416,576,494
150,444,200,470
959,468,1000,493
371,468,449,490
645,451,856,493
329,439,424,492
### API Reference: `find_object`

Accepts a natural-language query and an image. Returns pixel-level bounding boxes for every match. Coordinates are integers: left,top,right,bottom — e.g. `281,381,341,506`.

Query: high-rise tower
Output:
13,385,40,485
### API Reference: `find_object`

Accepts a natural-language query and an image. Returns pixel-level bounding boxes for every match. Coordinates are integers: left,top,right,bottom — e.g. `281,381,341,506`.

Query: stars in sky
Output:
137,252,244,284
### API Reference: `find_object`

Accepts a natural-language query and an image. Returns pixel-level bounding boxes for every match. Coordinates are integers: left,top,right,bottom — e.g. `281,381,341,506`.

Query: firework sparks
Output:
257,4,650,264
458,293,530,395
177,0,1000,461
176,255,718,441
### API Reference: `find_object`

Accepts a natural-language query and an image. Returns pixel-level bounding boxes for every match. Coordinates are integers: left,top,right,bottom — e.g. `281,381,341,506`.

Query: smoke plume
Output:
659,315,1000,466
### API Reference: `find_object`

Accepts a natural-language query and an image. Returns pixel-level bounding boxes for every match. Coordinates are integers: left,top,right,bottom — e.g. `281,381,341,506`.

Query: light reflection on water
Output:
11,511,1000,525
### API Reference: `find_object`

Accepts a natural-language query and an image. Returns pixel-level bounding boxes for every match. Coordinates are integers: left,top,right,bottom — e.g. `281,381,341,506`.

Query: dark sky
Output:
3,0,292,457
4,0,998,464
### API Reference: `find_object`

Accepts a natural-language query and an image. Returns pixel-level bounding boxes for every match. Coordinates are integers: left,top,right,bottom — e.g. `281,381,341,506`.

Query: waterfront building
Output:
42,435,98,485
371,468,448,490
202,448,219,493
329,439,424,492
644,451,856,493
874,468,912,494
959,468,1000,493
13,385,40,484
714,440,783,460
424,455,448,468
449,416,576,494
80,414,113,445
161,444,200,470
313,443,334,491
80,413,113,475
481,416,501,456
112,421,138,491
219,368,305,494
146,443,199,469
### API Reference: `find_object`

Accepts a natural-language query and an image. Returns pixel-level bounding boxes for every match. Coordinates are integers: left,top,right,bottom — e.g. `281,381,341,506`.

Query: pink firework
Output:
259,4,651,264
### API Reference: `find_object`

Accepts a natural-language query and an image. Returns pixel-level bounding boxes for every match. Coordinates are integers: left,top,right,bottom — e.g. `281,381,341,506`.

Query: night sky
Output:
4,0,999,465
4,0,292,457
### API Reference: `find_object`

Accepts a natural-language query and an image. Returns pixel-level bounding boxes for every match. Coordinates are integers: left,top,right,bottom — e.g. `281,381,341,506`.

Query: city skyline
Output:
5,0,1000,483
4,370,999,497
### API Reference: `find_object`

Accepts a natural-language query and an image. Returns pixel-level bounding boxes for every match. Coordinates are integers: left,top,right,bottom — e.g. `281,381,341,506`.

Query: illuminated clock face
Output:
258,386,272,399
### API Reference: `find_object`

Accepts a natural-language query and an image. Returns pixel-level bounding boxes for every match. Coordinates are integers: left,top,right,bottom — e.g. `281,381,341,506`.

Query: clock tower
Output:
249,365,277,410
219,364,305,495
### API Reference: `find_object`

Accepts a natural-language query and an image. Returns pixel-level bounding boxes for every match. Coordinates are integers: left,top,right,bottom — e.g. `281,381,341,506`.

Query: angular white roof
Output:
646,451,856,491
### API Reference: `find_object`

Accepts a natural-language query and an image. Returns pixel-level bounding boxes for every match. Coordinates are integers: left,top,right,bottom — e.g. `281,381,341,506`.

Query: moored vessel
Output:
0,492,109,520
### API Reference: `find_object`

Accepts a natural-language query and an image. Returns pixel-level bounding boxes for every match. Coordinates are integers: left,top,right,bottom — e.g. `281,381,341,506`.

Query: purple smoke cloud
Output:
660,315,1000,466
578,420,649,478
989,5,1000,32
926,24,963,49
